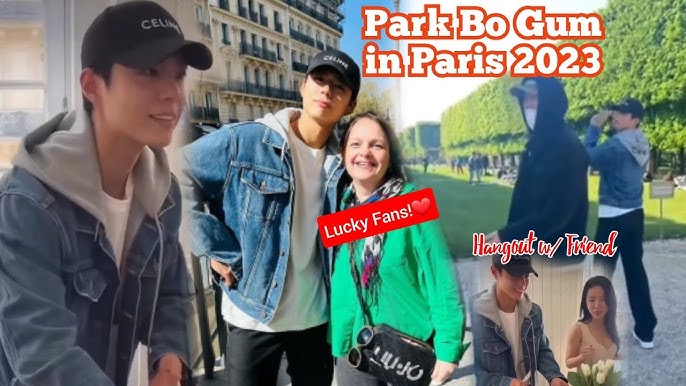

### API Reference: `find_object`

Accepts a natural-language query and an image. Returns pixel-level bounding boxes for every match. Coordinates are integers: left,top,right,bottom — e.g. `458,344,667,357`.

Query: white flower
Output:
581,363,591,377
596,359,605,368
592,363,598,374
605,359,615,368
596,371,606,384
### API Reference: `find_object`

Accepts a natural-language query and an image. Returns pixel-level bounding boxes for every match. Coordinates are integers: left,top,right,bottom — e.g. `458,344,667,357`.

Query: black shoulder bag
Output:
346,243,437,386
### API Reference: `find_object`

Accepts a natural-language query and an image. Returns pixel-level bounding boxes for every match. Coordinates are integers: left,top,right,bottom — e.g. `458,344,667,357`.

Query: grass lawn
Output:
407,166,686,257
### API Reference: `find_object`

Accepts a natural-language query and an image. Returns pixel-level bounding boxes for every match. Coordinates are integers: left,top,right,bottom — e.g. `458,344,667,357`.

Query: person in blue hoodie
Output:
585,98,657,349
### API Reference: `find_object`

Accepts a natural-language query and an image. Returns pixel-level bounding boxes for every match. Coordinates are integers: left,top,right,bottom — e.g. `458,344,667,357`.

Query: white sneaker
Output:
633,331,654,349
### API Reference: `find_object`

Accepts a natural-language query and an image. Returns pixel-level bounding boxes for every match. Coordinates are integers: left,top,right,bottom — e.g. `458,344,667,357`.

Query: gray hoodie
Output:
615,127,650,168
12,108,172,260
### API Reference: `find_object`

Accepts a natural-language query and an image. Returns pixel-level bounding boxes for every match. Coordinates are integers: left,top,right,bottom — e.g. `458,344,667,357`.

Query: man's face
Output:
85,54,187,148
300,67,355,128
492,266,530,303
522,92,538,110
610,110,639,131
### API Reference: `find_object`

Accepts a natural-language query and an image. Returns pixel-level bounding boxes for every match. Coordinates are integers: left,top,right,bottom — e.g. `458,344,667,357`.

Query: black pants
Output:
225,323,333,386
594,209,657,341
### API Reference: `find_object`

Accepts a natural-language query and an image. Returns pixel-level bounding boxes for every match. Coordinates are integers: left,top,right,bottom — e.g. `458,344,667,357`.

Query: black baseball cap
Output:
607,98,644,119
306,49,361,101
81,1,213,71
492,255,539,277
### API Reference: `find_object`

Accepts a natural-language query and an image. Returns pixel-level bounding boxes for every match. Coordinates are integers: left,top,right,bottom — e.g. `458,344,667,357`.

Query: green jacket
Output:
330,183,470,362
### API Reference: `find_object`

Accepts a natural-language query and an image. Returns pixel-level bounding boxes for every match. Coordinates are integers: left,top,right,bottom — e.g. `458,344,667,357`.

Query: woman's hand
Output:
210,259,236,286
430,360,458,384
579,344,596,362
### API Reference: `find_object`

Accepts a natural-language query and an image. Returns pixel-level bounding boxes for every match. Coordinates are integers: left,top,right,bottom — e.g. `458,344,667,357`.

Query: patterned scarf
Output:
340,177,405,295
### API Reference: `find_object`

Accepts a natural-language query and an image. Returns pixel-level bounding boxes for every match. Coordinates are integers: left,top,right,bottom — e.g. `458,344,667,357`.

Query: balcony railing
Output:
240,42,278,63
292,60,308,73
326,44,336,51
219,0,229,11
316,41,324,50
191,107,220,122
249,11,258,23
260,15,269,27
275,21,283,33
289,28,315,46
222,38,230,46
282,0,344,33
239,6,247,18
222,80,301,102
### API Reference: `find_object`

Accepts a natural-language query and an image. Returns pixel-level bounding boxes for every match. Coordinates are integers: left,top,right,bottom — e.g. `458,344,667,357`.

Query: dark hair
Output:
579,276,620,354
82,63,113,116
341,111,406,181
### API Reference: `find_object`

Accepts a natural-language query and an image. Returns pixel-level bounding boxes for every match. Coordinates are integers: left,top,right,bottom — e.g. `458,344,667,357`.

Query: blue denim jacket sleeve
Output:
144,240,196,377
179,127,243,281
0,192,115,386
585,124,616,171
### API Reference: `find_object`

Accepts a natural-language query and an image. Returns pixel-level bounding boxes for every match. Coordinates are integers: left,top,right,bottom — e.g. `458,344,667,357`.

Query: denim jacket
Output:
585,125,650,208
180,108,345,324
472,283,566,386
0,110,195,386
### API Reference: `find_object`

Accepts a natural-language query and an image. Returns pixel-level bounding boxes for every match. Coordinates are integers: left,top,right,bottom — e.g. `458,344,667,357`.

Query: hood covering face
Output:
511,77,569,135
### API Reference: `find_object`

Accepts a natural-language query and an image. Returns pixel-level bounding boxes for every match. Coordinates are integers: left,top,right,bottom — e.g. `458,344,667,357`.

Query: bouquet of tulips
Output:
568,359,622,386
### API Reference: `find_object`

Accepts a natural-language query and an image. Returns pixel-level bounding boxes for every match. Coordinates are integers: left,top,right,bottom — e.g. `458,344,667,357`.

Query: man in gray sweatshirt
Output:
585,97,657,349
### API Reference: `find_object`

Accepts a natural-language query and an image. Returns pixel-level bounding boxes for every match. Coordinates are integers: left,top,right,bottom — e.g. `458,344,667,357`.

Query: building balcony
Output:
221,80,301,102
289,28,315,46
275,21,283,33
282,0,344,33
191,107,220,122
219,0,229,11
326,44,336,51
260,15,269,27
239,42,278,63
239,6,247,18
292,60,308,73
249,11,258,23
316,41,324,50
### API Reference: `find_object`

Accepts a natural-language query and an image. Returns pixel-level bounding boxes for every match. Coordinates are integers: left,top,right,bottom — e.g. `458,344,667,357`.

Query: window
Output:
265,71,271,88
289,18,293,29
291,50,296,62
326,36,330,46
262,37,267,49
248,0,254,12
188,91,196,108
277,43,282,59
251,33,257,46
293,80,298,91
221,23,230,44
254,69,260,85
0,0,46,138
316,30,320,43
243,66,250,82
297,23,301,33
195,5,203,22
306,26,311,37
240,29,246,44
279,74,285,89
300,53,305,63
204,92,213,109
274,11,280,23
259,4,264,17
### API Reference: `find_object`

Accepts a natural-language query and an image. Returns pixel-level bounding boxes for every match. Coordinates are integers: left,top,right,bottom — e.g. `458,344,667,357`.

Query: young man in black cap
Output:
0,2,212,386
586,98,657,349
181,49,359,385
472,256,568,386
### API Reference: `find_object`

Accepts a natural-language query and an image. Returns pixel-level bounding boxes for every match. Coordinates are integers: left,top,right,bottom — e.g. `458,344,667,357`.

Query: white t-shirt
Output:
102,177,133,268
498,307,525,380
598,204,641,218
222,128,327,332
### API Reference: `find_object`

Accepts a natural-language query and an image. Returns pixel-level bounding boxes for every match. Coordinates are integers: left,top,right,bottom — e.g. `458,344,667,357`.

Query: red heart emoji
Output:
411,198,431,215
